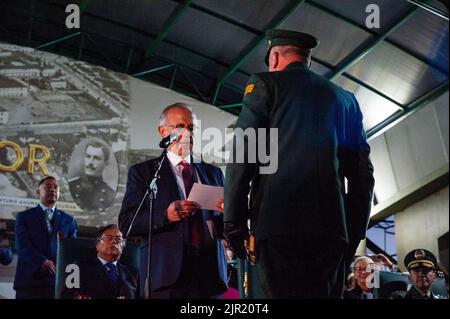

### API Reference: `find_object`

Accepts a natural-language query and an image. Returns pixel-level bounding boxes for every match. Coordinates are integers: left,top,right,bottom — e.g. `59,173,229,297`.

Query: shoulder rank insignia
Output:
244,84,254,96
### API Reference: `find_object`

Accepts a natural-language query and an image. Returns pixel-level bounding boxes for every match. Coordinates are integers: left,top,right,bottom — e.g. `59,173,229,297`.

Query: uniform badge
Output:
414,249,425,259
244,84,254,96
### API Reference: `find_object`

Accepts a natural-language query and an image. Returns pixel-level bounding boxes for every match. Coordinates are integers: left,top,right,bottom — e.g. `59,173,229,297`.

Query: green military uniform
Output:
69,175,115,212
390,249,448,299
404,286,443,299
390,283,446,299
224,29,374,298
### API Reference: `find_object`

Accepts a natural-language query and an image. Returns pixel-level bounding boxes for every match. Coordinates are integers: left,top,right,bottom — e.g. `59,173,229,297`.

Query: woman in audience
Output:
344,256,378,299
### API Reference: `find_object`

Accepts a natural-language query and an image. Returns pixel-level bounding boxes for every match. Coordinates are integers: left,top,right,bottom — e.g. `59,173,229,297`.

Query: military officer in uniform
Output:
224,29,374,298
69,141,115,212
391,249,446,299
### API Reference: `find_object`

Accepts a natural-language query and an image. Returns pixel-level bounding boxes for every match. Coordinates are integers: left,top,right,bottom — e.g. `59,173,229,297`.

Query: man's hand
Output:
40,259,56,274
166,200,200,222
75,294,91,299
224,222,246,259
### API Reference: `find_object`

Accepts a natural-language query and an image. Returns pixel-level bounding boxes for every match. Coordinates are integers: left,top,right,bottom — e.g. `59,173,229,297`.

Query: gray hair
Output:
159,103,197,126
353,256,374,268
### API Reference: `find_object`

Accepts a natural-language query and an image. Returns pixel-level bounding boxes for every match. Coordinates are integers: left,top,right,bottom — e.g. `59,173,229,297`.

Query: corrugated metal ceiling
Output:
0,0,448,135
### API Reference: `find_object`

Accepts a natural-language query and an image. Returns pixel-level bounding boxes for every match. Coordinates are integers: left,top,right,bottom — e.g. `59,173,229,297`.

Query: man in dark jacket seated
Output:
62,224,139,299
391,249,447,299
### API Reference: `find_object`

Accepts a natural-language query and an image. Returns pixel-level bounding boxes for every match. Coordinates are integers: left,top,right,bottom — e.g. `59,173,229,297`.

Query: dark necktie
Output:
44,208,53,234
105,262,119,284
179,161,204,248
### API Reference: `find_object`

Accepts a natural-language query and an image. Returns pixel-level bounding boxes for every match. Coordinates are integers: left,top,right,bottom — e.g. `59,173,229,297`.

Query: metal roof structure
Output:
0,0,448,139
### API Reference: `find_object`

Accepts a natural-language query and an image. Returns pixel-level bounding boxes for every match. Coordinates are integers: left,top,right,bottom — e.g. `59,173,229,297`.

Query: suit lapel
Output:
94,258,115,296
35,205,49,233
193,162,209,185
117,263,130,297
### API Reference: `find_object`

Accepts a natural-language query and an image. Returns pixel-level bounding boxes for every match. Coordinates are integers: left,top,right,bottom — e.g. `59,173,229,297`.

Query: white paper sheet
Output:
187,183,223,211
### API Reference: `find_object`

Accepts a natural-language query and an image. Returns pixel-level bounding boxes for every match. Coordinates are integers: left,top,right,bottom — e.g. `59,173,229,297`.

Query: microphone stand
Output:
124,148,168,299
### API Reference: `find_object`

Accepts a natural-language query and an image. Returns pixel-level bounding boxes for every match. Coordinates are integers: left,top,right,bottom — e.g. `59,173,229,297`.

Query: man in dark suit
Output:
119,103,228,299
62,224,139,299
224,29,374,298
14,176,78,299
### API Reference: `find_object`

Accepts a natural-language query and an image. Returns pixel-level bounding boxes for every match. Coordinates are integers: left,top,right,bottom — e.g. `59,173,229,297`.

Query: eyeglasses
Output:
100,235,125,244
354,267,369,273
353,265,376,273
164,124,196,132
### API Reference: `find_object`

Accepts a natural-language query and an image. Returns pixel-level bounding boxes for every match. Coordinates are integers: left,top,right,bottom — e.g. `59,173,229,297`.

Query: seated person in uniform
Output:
391,248,447,299
69,141,115,212
62,224,139,299
344,256,378,299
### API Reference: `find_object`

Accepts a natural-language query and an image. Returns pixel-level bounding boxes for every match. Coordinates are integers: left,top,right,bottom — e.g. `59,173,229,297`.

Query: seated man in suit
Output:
119,103,227,299
62,224,139,299
14,176,78,299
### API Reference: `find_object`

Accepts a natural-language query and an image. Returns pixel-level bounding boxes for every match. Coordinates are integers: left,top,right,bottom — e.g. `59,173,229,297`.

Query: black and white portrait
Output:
68,138,118,212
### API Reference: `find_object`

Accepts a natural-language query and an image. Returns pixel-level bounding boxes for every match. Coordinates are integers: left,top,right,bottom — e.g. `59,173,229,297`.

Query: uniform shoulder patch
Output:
244,84,255,96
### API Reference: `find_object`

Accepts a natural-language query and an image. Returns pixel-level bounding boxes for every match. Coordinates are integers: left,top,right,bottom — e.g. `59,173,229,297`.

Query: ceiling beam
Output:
312,57,407,110
179,0,448,77
326,7,420,80
367,80,449,140
212,0,307,105
145,0,192,58
366,238,398,263
79,0,92,14
171,0,262,35
35,31,81,49
178,67,208,102
27,0,36,43
407,0,449,20
133,63,175,77
11,0,443,111
307,0,448,76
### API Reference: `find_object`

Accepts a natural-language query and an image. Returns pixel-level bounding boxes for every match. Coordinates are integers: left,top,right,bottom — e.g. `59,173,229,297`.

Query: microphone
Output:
159,132,179,148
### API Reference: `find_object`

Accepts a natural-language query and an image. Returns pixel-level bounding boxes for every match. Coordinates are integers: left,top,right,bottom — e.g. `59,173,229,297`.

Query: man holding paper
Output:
118,103,228,299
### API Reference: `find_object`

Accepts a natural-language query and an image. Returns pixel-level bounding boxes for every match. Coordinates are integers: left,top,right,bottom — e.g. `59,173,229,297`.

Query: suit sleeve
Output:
15,212,47,269
212,167,225,239
68,218,78,238
343,93,375,245
118,165,149,237
224,74,272,230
